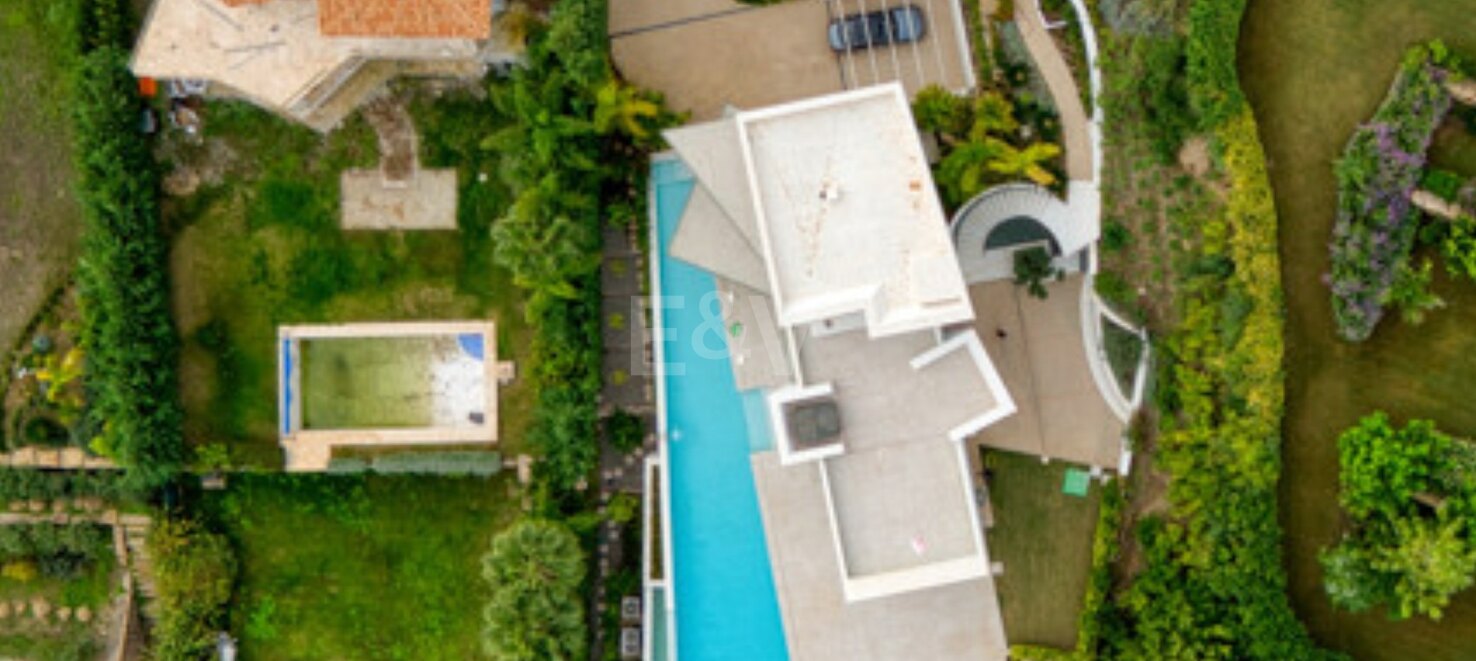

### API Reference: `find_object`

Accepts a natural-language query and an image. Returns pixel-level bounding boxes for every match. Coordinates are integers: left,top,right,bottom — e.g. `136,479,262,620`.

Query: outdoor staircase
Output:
117,514,159,622
951,183,1076,284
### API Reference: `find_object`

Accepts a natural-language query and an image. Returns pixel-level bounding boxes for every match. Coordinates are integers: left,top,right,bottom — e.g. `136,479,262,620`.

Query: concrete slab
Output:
612,1,845,121
969,276,1122,467
340,169,458,230
752,452,1008,660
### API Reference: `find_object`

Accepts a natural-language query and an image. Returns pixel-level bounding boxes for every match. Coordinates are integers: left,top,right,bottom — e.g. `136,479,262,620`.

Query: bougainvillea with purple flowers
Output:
1328,42,1455,341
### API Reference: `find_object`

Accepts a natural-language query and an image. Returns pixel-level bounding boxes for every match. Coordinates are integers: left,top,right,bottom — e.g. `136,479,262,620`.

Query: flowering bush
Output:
1328,42,1454,341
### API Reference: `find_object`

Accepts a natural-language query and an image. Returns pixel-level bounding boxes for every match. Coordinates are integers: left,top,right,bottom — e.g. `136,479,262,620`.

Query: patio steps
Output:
951,183,1075,284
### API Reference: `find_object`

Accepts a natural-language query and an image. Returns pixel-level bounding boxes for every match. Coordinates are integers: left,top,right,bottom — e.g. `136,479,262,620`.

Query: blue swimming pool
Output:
653,159,789,661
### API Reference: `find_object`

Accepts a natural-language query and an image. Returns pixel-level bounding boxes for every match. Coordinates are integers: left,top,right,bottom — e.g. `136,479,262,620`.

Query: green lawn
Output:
164,91,533,467
1240,1,1476,658
204,473,521,660
0,0,83,383
983,450,1100,648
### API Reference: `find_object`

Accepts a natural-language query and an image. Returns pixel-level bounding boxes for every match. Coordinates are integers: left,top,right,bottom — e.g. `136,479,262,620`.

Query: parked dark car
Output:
828,5,926,52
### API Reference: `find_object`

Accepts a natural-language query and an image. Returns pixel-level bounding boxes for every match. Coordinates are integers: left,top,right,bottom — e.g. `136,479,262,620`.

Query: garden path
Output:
1011,0,1093,182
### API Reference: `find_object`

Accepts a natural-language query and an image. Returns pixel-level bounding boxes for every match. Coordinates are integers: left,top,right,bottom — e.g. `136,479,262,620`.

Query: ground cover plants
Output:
1328,43,1458,341
1082,0,1339,658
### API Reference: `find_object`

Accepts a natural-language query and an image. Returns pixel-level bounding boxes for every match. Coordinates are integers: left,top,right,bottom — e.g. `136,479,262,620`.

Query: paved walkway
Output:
591,221,658,660
1012,0,1094,182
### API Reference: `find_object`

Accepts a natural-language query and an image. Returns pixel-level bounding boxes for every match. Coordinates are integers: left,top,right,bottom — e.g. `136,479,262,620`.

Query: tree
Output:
984,138,1061,186
1337,413,1449,521
481,520,587,660
1370,515,1476,620
594,81,662,142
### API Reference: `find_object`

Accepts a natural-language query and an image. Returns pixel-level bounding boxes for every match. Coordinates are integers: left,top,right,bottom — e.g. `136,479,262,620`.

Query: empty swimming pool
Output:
652,158,788,660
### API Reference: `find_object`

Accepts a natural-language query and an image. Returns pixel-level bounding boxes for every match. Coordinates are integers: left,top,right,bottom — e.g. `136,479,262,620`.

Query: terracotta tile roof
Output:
318,0,492,39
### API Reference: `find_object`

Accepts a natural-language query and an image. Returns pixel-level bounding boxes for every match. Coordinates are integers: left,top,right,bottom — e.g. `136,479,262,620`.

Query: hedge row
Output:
0,469,127,507
326,451,503,476
72,2,184,490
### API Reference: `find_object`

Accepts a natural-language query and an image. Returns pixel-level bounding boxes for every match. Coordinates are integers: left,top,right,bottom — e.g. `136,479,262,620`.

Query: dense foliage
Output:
486,0,673,502
71,2,184,489
1098,1,1337,657
0,523,111,581
1328,43,1455,341
1322,413,1476,620
914,85,1062,207
148,518,238,660
481,519,586,661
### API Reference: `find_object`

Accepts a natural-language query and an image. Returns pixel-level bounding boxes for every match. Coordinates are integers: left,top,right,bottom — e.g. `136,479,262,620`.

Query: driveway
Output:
611,0,975,120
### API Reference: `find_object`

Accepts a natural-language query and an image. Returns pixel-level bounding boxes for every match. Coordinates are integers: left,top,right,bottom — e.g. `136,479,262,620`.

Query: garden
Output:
1242,0,1476,656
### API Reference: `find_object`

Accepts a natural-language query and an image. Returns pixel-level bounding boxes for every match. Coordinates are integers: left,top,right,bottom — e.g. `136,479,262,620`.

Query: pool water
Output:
653,159,789,660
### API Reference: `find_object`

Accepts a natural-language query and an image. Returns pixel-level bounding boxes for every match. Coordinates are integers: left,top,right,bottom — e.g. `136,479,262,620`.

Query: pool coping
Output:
646,153,680,661
276,321,508,471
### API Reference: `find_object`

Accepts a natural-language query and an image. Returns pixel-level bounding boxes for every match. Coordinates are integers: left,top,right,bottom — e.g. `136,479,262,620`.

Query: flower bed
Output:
1328,43,1455,341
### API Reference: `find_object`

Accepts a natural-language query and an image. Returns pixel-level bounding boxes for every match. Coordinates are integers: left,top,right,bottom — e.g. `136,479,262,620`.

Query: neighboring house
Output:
661,83,1014,660
131,0,521,131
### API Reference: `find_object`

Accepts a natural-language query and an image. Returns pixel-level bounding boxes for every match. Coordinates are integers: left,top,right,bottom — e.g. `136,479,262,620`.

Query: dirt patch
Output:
362,97,418,183
1177,136,1212,177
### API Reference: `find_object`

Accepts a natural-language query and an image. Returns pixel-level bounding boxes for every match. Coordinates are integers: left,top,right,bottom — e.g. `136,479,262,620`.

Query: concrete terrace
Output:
968,276,1123,468
753,452,1009,660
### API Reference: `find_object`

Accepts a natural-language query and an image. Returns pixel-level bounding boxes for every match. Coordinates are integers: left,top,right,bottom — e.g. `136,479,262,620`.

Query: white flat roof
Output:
736,84,972,337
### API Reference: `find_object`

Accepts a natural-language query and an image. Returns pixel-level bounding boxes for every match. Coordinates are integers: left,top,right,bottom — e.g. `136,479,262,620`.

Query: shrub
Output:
149,518,237,660
1441,215,1476,280
604,410,644,454
1422,168,1466,202
1014,247,1058,298
1101,219,1132,253
1327,43,1454,341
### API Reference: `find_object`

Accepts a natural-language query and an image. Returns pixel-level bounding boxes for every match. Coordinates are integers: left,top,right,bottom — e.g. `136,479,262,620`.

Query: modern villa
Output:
651,83,1019,660
130,0,522,131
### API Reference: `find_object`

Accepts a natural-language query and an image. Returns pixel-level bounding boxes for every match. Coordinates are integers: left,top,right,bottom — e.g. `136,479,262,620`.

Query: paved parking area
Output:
611,0,974,120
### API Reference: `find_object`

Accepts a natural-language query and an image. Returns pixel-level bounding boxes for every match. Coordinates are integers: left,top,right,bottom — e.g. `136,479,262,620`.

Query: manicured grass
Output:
204,473,521,660
983,450,1100,648
0,0,83,363
1241,1,1476,658
164,93,533,467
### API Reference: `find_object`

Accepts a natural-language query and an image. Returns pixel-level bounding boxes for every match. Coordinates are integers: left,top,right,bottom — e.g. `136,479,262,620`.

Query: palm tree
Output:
482,520,587,661
594,81,660,139
984,138,1061,187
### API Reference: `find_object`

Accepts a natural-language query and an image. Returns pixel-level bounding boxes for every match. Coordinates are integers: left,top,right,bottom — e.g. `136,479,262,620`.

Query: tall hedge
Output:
72,46,184,490
73,0,184,492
